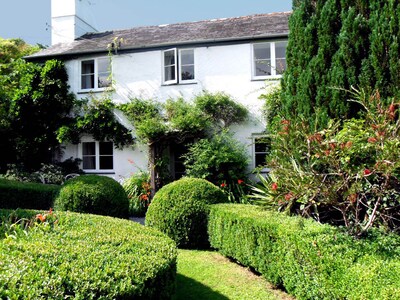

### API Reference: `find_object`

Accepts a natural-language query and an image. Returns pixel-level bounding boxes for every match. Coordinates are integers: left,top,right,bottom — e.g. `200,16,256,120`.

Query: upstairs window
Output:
162,48,195,84
81,57,111,90
252,41,287,79
82,141,114,172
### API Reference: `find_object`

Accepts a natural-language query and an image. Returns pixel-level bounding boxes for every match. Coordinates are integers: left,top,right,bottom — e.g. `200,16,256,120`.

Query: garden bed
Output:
0,209,177,299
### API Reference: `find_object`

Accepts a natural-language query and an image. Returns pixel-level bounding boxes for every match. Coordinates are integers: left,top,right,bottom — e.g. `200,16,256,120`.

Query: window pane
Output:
255,60,271,76
99,142,113,155
83,156,96,169
181,65,195,80
255,153,267,167
275,41,287,58
98,75,111,88
164,50,175,66
99,156,113,170
165,66,176,81
81,60,94,75
98,58,110,73
81,74,94,89
254,43,270,60
255,138,271,153
82,142,96,155
180,50,194,65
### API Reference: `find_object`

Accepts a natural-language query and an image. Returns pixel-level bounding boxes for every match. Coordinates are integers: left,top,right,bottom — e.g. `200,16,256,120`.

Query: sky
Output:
0,1,292,46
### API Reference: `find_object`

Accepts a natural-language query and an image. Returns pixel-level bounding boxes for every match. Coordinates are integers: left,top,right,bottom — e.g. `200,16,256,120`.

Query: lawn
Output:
173,249,294,300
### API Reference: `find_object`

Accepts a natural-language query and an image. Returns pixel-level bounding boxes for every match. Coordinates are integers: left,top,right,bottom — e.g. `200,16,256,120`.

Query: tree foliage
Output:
280,0,400,128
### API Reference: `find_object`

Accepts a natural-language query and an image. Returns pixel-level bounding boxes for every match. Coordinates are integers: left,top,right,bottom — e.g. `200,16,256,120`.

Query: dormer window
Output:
81,57,111,90
162,48,195,85
252,41,287,79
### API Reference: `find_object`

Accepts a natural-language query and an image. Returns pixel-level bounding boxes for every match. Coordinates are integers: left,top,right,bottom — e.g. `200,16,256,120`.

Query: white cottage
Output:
28,0,290,181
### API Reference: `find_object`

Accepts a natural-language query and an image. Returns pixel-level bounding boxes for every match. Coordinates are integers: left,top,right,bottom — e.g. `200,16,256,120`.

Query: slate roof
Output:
28,11,290,60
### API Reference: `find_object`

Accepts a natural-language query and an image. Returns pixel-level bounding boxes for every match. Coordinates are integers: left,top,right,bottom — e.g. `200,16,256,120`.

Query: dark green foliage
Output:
280,0,400,128
183,131,249,185
208,204,400,299
0,179,60,210
0,58,76,171
0,209,177,299
146,178,227,249
57,98,133,149
54,175,129,218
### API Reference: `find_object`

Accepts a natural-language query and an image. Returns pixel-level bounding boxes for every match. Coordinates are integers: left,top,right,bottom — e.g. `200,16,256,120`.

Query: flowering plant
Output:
253,89,400,235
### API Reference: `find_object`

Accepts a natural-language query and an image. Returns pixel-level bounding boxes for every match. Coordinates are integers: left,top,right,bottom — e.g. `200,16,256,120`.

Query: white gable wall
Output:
62,41,278,180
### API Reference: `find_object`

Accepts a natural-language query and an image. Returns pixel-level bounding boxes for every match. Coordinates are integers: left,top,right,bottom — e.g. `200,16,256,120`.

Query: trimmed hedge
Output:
0,209,177,299
146,178,227,249
54,175,129,218
0,179,60,210
208,204,400,300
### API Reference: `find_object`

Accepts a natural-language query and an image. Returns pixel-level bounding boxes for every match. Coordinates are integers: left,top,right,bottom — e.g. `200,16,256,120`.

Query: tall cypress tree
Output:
280,0,400,128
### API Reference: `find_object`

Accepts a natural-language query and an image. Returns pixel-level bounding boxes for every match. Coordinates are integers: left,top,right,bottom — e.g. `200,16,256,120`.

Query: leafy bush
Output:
122,171,151,217
256,89,400,235
208,204,400,300
146,178,227,249
183,131,249,186
0,179,60,210
54,175,129,218
0,209,177,299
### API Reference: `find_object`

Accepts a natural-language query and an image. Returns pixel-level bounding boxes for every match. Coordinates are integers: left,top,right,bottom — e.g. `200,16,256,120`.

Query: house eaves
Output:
27,11,290,61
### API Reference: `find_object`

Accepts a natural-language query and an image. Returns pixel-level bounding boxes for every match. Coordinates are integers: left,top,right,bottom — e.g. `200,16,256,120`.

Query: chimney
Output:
51,0,98,45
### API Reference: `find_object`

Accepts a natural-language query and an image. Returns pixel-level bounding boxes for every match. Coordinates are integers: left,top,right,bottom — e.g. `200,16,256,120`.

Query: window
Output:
253,136,271,169
252,41,287,79
81,57,111,90
82,141,114,172
162,48,195,84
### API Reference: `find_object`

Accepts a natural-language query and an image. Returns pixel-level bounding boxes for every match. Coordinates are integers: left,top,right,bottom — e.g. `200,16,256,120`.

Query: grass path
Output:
173,249,294,300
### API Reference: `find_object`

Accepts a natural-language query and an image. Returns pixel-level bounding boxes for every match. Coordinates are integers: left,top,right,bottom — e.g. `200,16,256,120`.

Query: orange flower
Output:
368,137,378,143
140,194,149,201
36,214,46,222
271,182,278,191
237,179,244,185
345,141,353,149
220,183,227,187
281,119,290,125
284,193,293,201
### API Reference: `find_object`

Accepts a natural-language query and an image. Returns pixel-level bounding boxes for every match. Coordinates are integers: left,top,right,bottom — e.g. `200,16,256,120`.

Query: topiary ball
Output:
54,175,129,218
145,177,227,249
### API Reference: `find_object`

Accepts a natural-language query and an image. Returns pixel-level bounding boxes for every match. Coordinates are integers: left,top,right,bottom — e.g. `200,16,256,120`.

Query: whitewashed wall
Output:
62,42,279,180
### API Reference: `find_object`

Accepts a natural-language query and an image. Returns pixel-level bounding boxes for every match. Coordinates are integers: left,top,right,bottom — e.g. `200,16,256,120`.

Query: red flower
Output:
140,194,149,201
271,182,278,191
220,183,227,188
281,119,290,125
284,193,293,201
345,141,353,149
237,179,244,185
368,137,378,143
363,169,372,176
389,104,396,113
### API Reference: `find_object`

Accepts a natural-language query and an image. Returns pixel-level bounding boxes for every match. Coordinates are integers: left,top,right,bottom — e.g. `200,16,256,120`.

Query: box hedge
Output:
146,177,227,249
54,175,129,218
0,209,177,299
0,179,60,210
208,204,400,300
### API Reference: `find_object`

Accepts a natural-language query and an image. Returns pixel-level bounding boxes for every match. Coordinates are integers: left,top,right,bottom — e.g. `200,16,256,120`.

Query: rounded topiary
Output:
145,177,227,248
54,175,129,218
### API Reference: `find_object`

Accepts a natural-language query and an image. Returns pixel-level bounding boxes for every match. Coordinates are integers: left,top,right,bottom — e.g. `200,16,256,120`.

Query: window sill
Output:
78,88,112,94
251,76,282,82
83,171,116,175
161,81,198,86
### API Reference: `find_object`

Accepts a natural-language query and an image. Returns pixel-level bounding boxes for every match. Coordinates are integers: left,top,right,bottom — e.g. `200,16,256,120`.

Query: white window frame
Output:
162,48,196,85
80,57,112,91
79,140,114,173
252,135,270,173
252,40,287,80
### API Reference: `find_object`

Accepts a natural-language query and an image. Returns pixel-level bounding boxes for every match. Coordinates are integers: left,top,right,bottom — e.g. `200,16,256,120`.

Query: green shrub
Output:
122,172,151,217
208,204,400,300
0,209,177,299
146,178,227,249
54,175,129,218
0,179,60,209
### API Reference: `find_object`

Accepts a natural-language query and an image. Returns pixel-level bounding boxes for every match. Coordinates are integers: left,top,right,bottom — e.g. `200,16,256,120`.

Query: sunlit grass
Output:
173,249,294,300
